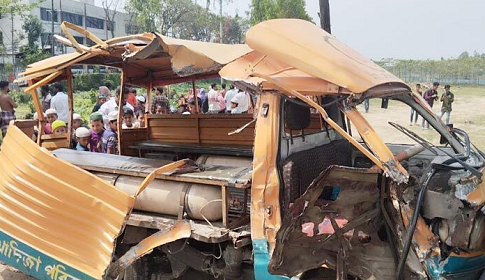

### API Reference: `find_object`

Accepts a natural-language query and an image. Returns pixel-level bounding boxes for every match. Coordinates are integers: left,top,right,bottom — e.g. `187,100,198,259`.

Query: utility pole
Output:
319,0,331,34
219,0,223,43
11,11,14,70
51,0,55,55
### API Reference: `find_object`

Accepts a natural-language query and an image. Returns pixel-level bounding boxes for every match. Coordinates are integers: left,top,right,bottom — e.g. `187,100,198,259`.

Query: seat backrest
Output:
281,139,352,210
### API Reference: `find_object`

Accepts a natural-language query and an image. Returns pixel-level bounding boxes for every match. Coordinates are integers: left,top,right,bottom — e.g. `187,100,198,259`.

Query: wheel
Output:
120,251,173,280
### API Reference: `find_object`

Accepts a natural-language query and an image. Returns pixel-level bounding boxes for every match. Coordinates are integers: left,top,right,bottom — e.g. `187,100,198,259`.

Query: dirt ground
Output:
354,85,485,150
0,264,34,280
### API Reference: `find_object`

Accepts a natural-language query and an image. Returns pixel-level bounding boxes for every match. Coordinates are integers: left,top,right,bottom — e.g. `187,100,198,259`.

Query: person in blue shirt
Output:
75,127,90,151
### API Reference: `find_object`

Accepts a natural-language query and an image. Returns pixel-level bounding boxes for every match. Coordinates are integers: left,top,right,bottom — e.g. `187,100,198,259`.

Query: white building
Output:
0,0,138,74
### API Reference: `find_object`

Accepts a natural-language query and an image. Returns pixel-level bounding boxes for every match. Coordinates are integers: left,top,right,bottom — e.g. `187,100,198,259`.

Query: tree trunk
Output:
319,0,331,34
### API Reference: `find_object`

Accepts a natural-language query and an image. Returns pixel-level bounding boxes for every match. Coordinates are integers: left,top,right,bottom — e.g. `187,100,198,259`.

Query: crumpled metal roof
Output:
15,23,251,86
222,19,409,95
0,125,135,279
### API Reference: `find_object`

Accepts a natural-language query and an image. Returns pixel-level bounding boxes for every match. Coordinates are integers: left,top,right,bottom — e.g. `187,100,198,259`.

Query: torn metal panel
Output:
106,221,192,279
422,190,464,220
16,22,251,86
268,166,393,278
0,125,135,280
245,19,408,94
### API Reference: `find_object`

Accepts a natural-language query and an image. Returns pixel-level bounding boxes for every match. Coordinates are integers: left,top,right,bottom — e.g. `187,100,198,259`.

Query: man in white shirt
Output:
50,83,69,122
207,83,221,113
235,89,250,113
224,84,238,113
99,86,134,128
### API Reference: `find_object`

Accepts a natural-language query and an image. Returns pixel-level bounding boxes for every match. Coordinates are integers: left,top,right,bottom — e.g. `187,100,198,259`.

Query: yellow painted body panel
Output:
0,125,135,279
246,19,406,94
250,93,281,247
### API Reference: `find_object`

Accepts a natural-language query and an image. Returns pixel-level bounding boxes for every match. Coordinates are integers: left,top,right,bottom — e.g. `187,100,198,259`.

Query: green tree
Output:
22,15,43,48
249,0,311,25
125,0,195,35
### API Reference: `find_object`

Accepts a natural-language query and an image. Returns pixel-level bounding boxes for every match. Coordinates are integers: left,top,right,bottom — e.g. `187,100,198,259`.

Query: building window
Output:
40,7,58,22
61,12,83,26
86,16,104,29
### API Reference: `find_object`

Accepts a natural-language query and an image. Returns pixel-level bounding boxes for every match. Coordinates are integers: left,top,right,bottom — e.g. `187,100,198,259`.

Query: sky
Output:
100,0,485,60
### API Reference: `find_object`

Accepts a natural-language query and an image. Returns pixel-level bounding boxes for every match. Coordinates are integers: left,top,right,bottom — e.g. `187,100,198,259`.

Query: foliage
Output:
72,73,121,92
19,47,51,66
376,52,485,85
126,0,247,43
222,14,249,44
125,0,195,35
22,15,43,48
171,4,219,42
249,0,312,25
0,0,37,14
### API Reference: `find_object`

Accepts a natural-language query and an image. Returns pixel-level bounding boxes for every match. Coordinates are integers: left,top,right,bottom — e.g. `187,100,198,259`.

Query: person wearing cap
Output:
72,113,83,130
122,107,140,129
134,95,146,117
89,112,105,152
422,82,440,129
98,86,134,129
50,83,68,122
69,113,83,148
75,127,91,151
45,108,58,134
105,111,119,154
230,95,242,114
51,120,67,135
440,85,454,125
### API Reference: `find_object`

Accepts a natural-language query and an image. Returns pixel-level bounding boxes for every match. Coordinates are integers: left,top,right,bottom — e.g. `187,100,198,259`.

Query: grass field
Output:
355,85,485,150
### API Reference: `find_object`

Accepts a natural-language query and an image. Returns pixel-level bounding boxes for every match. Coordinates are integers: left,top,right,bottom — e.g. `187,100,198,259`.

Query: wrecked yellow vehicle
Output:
1,19,484,280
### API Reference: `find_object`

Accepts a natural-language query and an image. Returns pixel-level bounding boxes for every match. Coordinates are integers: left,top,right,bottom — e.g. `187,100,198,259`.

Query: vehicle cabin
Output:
2,19,483,280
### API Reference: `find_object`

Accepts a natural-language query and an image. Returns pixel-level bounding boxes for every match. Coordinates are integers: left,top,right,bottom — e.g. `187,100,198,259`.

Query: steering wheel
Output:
388,121,439,156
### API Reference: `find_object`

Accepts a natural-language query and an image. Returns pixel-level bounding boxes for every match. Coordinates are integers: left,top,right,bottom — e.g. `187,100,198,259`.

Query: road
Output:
0,264,34,280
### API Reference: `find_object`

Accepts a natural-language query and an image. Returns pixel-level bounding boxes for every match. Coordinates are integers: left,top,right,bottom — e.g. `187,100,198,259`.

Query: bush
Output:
73,73,121,92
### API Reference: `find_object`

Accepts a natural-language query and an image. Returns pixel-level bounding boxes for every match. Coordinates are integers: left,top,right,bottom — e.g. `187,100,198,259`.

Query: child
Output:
106,111,119,154
135,95,146,117
230,95,242,114
45,108,58,134
137,114,145,128
72,113,82,130
151,87,169,114
89,112,105,153
75,127,90,151
122,108,140,129
51,120,67,135
71,113,83,148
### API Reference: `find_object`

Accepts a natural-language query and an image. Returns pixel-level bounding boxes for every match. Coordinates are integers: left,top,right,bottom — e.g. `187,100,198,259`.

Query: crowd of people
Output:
4,80,252,154
410,82,455,128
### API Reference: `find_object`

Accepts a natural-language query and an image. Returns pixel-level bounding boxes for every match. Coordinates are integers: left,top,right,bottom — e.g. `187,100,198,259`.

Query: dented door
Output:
269,166,396,279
